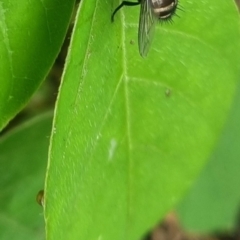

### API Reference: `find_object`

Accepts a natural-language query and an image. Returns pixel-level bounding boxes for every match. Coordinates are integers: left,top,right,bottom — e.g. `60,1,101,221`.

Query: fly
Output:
111,0,178,57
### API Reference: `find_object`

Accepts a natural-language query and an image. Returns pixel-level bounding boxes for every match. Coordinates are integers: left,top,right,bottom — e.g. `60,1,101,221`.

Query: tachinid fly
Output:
112,0,178,57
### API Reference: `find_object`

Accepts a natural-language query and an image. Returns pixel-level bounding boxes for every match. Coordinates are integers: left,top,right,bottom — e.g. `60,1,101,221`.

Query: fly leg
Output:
111,1,141,22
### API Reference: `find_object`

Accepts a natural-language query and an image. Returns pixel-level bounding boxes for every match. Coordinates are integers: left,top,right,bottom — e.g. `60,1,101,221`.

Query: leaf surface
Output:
177,83,240,233
0,113,52,240
0,0,74,129
45,1,240,239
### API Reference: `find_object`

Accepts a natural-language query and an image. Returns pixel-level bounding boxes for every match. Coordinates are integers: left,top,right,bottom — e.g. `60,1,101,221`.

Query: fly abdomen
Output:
151,0,178,19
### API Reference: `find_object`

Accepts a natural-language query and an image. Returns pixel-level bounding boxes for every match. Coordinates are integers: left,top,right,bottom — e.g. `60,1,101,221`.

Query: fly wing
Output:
138,0,158,57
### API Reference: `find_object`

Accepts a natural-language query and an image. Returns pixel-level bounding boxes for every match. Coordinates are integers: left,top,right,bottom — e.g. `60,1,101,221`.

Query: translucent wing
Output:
138,0,158,57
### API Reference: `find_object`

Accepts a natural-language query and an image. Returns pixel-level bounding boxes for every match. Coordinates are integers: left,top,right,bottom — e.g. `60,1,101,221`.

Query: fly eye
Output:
36,190,44,206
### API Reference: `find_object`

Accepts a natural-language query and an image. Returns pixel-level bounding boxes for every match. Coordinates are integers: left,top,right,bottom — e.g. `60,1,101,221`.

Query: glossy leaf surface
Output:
0,0,74,129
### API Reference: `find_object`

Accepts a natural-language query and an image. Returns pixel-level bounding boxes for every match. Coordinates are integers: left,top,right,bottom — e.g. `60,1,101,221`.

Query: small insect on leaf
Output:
112,0,179,57
165,88,172,97
36,189,44,207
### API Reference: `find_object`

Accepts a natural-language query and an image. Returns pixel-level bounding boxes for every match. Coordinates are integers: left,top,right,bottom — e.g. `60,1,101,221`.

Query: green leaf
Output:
0,0,75,130
177,83,240,233
0,112,52,240
45,0,240,240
